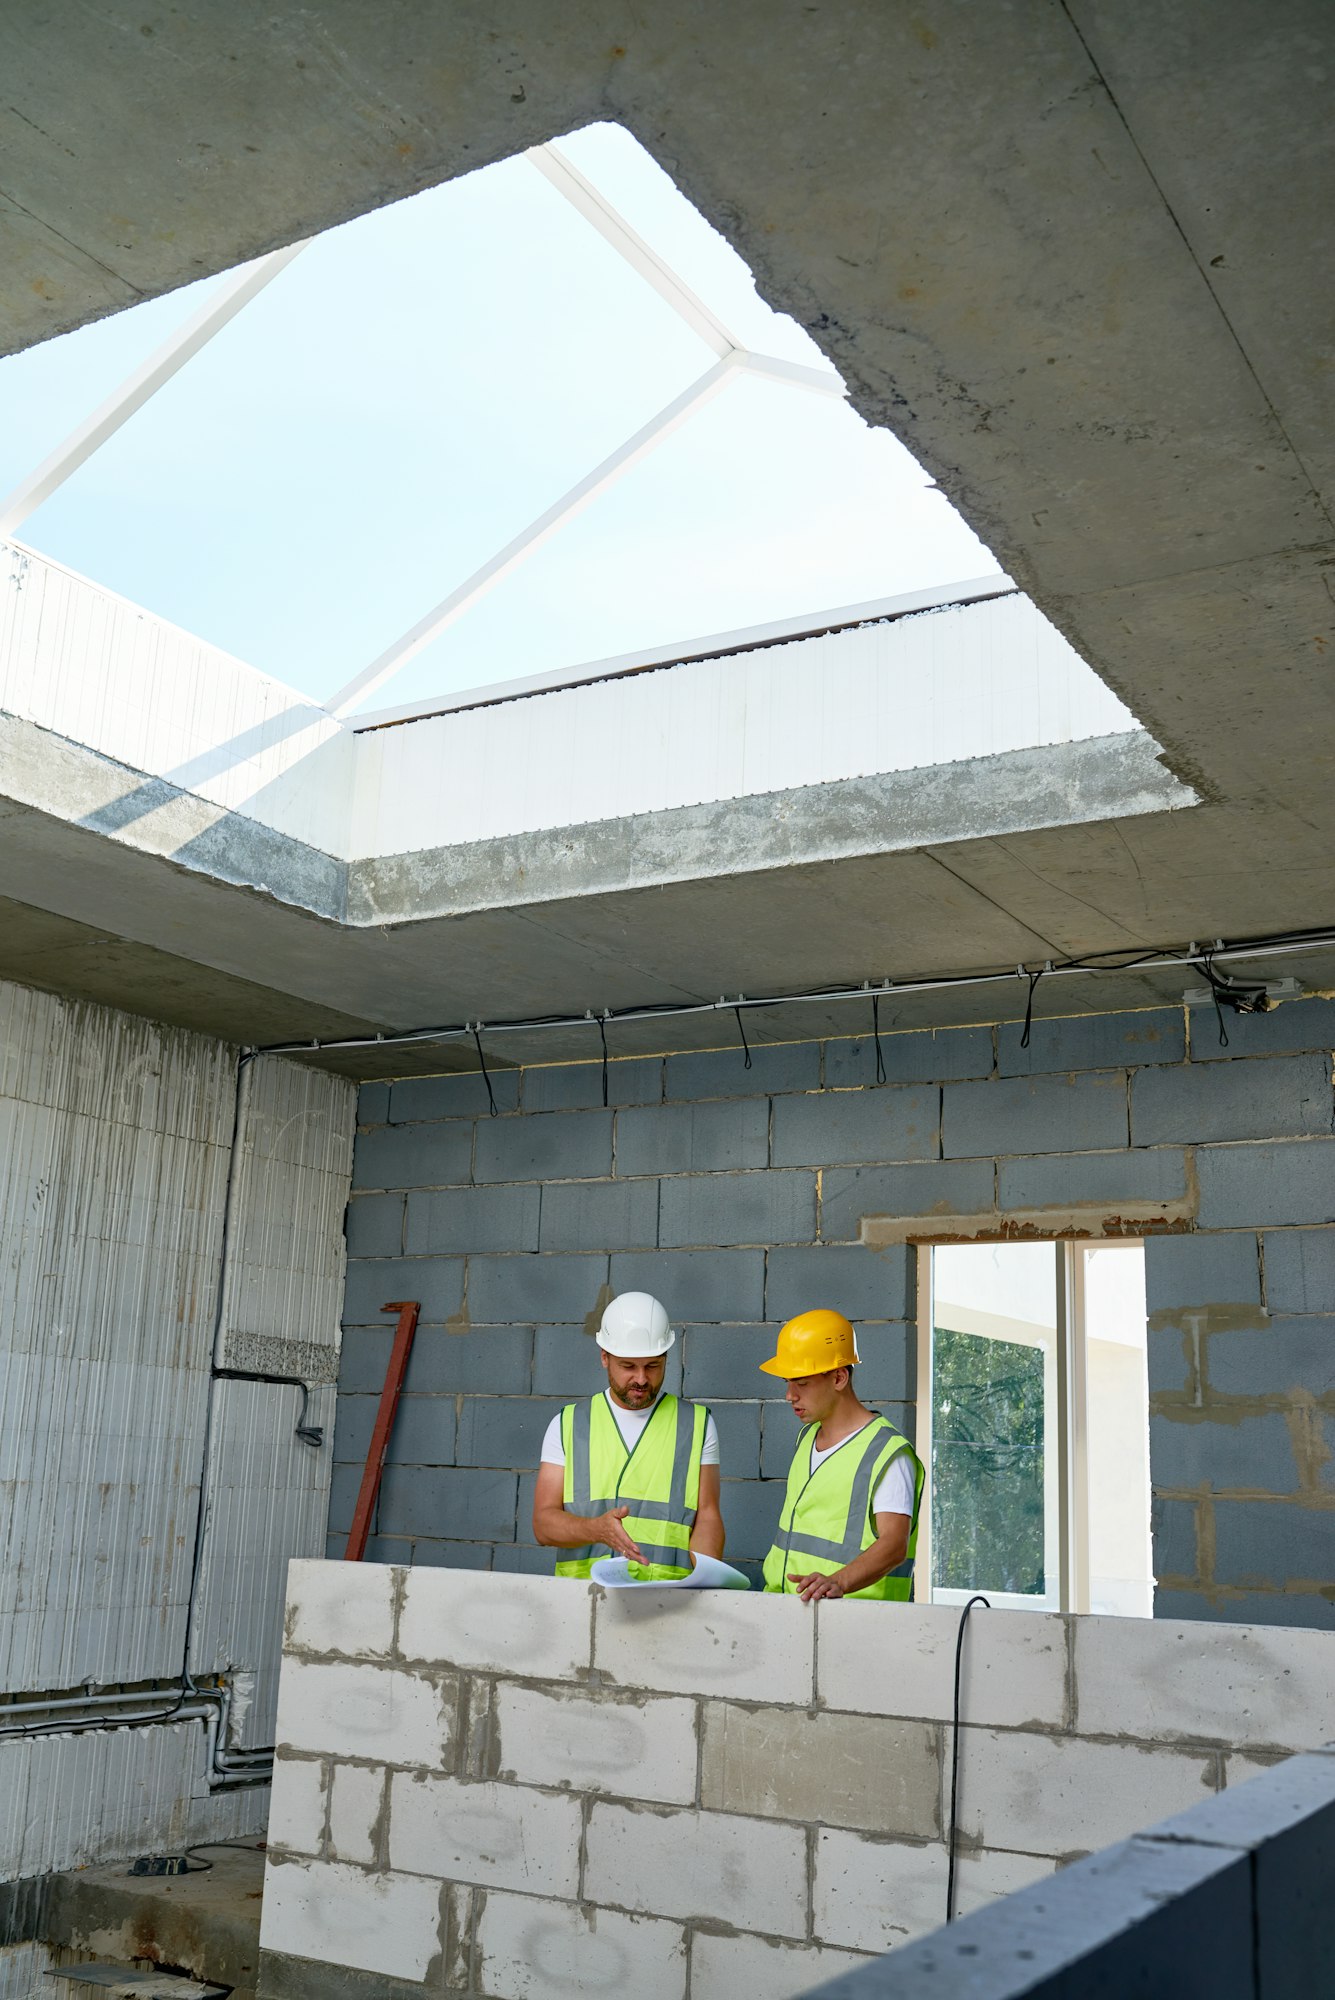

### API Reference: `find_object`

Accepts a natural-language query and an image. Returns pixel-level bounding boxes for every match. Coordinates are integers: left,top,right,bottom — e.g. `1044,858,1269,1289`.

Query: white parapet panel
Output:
351,591,1139,857
0,540,355,858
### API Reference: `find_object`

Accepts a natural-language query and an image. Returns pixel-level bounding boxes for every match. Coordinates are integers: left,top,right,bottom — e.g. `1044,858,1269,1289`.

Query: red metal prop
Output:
344,1299,420,1561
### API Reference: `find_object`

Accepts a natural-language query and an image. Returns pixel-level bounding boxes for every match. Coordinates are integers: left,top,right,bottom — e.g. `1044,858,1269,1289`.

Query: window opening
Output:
917,1239,1151,1616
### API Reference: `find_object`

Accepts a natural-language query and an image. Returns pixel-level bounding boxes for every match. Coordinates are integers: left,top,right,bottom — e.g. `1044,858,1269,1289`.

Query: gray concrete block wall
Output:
334,1007,1335,1623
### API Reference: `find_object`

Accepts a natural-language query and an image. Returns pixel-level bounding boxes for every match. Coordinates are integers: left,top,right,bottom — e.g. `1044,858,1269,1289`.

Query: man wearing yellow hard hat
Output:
759,1308,923,1602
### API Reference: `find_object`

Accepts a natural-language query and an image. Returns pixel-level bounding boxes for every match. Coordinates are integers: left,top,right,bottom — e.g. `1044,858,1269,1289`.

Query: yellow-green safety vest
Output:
555,1391,708,1581
763,1415,923,1600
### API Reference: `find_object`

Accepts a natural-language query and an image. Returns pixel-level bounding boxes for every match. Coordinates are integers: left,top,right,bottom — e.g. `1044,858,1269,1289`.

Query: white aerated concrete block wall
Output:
259,1563,1335,2000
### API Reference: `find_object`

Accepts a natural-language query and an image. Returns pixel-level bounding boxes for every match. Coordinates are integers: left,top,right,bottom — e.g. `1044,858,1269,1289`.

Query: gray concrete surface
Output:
0,4,1333,1072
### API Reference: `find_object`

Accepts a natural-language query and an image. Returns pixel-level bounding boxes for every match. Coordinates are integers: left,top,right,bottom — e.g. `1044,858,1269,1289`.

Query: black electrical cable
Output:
472,1025,499,1116
946,1594,991,1923
1019,965,1047,1049
734,1004,753,1070
872,992,887,1083
598,1013,610,1108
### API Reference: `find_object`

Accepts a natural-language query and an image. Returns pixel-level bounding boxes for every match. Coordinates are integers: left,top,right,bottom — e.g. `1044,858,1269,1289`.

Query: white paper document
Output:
590,1553,752,1591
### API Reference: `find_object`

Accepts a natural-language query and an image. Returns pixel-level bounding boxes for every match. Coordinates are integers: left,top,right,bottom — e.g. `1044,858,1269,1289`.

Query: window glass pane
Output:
931,1243,1059,1608
1081,1243,1152,1617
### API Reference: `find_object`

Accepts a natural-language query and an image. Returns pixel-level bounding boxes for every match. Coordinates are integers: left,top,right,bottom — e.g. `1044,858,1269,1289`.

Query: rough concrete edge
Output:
0,709,347,922
348,731,1195,925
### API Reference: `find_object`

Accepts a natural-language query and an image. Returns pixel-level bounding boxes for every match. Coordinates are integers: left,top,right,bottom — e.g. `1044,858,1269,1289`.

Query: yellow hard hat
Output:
759,1309,860,1379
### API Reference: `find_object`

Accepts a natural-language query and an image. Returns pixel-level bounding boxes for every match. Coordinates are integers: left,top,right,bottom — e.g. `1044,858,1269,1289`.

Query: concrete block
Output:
945,1072,1128,1159
1208,1317,1335,1396
522,1056,662,1112
404,1183,540,1254
268,1755,327,1856
258,1856,442,1984
954,1727,1218,1858
1150,1410,1299,1493
1213,1591,1335,1631
761,1402,803,1478
593,1585,813,1703
532,1322,604,1396
584,1800,807,1936
1133,1053,1332,1146
821,1160,994,1242
690,1930,874,2000
1198,1138,1335,1229
700,1701,940,1835
492,1544,560,1576
387,1770,580,1897
999,1007,1185,1077
325,1462,360,1536
390,1069,518,1120
717,1476,783,1560
455,1395,565,1468
341,1255,465,1327
328,1762,384,1866
344,1193,403,1258
660,1169,816,1247
352,1119,472,1191
334,1392,455,1468
377,1464,518,1542
771,1086,939,1168
1263,1227,1335,1313
476,1890,686,2000
954,1846,1059,1919
398,1568,592,1677
493,1682,697,1803
766,1243,913,1322
998,1145,1188,1217
467,1252,608,1324
616,1098,768,1176
817,1602,1068,1729
1189,995,1335,1061
539,1176,659,1251
1145,1231,1261,1311
1074,1612,1335,1751
406,1325,533,1394
286,1557,396,1661
1151,1497,1200,1579
1213,1499,1332,1587
410,1538,493,1570
357,1081,389,1126
710,1398,761,1478
475,1108,613,1183
610,1248,765,1322
813,1829,949,1953
664,1041,820,1100
826,1025,993,1088
274,1659,455,1768
680,1323,777,1399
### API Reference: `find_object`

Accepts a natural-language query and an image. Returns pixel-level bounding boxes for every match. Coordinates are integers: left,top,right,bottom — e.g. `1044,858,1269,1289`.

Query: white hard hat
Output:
597,1291,674,1358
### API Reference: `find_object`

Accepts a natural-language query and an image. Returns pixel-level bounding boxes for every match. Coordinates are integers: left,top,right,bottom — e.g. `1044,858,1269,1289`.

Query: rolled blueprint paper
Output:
590,1552,752,1590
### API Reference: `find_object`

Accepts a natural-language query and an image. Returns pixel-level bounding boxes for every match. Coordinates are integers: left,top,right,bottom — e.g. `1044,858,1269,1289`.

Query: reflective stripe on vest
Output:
554,1392,707,1581
762,1416,923,1600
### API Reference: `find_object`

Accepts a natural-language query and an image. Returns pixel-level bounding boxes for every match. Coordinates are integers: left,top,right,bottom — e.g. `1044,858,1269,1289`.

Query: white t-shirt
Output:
808,1422,916,1518
541,1391,720,1468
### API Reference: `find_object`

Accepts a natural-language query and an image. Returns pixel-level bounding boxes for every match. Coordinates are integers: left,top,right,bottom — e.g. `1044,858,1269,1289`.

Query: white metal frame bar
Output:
326,356,737,716
0,241,308,539
527,142,741,357
328,142,848,714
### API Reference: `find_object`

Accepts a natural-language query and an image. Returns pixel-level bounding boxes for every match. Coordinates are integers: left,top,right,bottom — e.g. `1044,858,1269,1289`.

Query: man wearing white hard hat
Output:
532,1292,724,1579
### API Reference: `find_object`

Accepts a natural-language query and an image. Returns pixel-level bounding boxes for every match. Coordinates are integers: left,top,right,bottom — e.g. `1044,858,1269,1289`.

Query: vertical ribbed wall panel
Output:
0,974,354,1868
0,987,234,1694
0,1940,51,1999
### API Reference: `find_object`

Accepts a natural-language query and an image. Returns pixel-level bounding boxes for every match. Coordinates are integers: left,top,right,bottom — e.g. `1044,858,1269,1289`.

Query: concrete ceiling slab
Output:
1,2,1333,1062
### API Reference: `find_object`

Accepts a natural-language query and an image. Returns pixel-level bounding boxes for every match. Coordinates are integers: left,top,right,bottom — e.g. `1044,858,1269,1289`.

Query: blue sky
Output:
0,123,1000,714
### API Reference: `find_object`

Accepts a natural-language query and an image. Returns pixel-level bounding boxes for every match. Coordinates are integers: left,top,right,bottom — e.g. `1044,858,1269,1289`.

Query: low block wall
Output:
258,1564,1335,2000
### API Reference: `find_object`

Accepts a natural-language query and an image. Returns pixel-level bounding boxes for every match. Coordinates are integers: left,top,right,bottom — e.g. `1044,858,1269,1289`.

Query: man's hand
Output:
788,1568,848,1603
595,1506,644,1561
